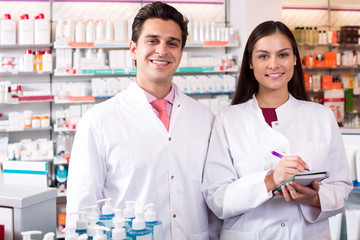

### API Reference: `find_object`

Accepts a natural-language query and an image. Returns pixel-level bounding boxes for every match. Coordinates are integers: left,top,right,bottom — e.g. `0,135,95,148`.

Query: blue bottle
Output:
97,198,115,228
144,203,162,240
127,212,152,240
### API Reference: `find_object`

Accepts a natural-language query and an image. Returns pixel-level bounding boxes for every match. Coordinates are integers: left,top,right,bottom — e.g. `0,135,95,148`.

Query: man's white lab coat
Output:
66,82,221,239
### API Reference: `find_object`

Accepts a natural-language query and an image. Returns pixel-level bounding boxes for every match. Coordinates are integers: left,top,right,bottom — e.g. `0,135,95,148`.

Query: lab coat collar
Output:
122,80,183,108
251,93,295,114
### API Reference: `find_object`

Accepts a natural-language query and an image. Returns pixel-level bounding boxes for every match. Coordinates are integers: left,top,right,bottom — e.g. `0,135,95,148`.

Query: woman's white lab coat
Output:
66,81,221,240
202,94,352,240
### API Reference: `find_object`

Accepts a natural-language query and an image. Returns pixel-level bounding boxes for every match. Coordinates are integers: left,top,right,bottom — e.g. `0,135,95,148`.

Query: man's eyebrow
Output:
144,35,181,43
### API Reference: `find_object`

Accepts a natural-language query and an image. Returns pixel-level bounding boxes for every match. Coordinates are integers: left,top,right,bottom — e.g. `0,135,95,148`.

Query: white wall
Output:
226,0,282,63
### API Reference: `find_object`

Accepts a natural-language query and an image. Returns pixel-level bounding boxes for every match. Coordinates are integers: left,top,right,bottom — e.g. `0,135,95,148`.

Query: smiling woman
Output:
202,20,352,240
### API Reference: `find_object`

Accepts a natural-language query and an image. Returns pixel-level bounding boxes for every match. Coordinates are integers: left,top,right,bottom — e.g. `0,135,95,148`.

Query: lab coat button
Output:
173,214,176,218
281,223,285,227
171,175,174,180
282,150,286,154
169,137,171,141
177,104,180,107
275,122,279,126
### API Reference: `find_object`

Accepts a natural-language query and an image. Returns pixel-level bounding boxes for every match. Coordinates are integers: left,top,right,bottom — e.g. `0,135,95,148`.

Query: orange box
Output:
58,212,66,225
321,75,333,89
332,30,337,44
332,82,342,89
304,72,310,90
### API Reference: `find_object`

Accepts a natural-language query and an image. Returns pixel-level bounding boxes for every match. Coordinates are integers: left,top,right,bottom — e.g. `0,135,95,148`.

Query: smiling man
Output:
66,2,221,239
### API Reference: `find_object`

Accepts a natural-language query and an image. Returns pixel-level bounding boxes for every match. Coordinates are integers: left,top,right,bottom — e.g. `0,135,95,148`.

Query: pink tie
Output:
151,99,170,132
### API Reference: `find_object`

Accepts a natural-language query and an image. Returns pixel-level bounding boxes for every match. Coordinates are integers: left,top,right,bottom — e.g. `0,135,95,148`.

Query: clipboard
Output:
271,171,330,198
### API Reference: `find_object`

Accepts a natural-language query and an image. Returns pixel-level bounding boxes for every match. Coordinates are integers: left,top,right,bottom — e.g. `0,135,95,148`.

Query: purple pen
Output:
271,151,310,171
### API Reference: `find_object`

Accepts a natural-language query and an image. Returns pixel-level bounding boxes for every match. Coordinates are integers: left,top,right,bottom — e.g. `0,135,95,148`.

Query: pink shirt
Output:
143,83,176,118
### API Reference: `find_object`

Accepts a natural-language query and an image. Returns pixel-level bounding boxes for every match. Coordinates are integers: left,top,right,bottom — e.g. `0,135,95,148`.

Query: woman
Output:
202,21,352,239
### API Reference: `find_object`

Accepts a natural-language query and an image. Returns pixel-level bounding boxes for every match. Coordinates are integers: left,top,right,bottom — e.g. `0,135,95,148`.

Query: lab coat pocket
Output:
188,230,209,240
221,229,260,240
189,139,208,182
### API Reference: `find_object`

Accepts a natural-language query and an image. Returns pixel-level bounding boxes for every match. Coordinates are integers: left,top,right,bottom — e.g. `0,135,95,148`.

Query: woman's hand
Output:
275,180,321,207
273,156,309,186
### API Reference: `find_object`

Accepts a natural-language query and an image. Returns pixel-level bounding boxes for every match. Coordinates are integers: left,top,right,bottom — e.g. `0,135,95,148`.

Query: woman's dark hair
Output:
132,1,189,50
231,21,308,105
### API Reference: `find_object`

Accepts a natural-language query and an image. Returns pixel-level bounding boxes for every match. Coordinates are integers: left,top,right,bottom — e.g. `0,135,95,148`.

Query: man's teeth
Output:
152,60,168,64
267,73,282,77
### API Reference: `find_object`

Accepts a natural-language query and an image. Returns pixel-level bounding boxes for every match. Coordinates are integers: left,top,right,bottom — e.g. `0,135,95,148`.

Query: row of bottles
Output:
66,198,162,240
0,13,50,45
56,18,128,43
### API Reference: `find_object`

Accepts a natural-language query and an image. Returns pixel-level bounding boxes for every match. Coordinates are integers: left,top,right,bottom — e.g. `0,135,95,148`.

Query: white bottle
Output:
93,226,110,240
86,20,95,43
62,226,78,240
34,13,50,44
114,18,127,42
42,50,53,72
97,48,105,68
23,49,34,72
69,211,88,236
56,19,65,43
144,203,163,240
21,231,42,240
75,20,86,43
105,21,113,41
18,14,34,45
65,19,74,43
97,198,115,228
43,232,55,240
1,14,16,45
96,20,105,41
87,216,98,239
85,48,93,59
73,48,82,69
112,219,130,240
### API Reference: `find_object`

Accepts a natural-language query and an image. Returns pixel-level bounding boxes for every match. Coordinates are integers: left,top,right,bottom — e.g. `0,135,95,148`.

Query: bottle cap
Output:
81,205,99,220
44,50,51,54
42,232,55,240
21,14,29,20
25,50,32,54
97,198,114,215
21,231,42,240
144,203,156,222
123,201,136,219
37,13,45,19
132,211,145,230
69,211,88,229
4,14,11,20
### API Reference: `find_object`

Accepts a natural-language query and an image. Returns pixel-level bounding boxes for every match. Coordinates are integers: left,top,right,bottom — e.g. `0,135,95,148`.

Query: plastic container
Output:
42,50,52,72
1,14,16,45
18,14,34,45
34,13,50,44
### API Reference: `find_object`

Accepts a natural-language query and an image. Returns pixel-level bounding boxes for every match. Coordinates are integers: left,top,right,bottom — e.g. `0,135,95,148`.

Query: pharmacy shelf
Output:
0,126,52,133
53,126,76,133
0,71,52,76
54,67,238,76
0,43,52,49
340,128,360,135
303,66,359,71
1,99,54,104
53,41,239,49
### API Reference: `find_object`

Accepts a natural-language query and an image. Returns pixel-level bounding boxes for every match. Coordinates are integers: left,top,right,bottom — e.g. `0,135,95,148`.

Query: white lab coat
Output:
66,81,222,240
202,94,352,240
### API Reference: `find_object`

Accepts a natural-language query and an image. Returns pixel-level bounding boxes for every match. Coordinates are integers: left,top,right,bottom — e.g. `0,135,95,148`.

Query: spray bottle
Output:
93,226,110,240
126,211,152,240
112,219,131,240
69,211,88,235
144,203,162,240
21,231,42,240
43,232,55,240
97,198,115,228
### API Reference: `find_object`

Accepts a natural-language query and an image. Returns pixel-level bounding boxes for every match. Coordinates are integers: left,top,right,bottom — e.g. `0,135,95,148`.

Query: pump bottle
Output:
65,19,74,43
69,211,88,235
75,20,86,43
62,226,78,240
112,219,131,240
93,226,110,240
127,211,152,240
86,20,95,43
21,231,42,240
56,19,65,43
123,201,136,229
97,198,115,228
43,232,55,240
144,203,162,240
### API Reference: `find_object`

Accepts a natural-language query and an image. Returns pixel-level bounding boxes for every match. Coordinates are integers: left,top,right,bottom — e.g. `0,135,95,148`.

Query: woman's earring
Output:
250,66,253,69
294,62,296,66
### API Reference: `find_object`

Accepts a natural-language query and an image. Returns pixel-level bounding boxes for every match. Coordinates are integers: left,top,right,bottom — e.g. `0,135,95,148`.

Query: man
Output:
66,2,221,239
